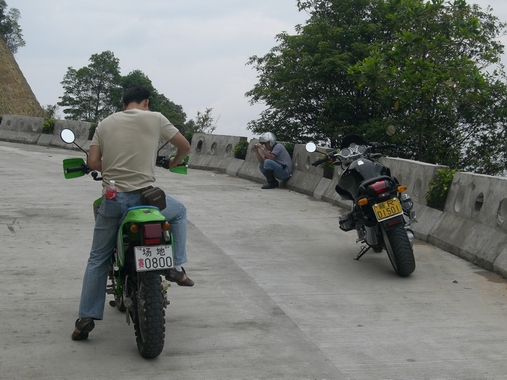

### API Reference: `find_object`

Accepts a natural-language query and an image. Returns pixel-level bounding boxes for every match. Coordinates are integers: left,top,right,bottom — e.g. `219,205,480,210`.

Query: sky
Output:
11,0,507,139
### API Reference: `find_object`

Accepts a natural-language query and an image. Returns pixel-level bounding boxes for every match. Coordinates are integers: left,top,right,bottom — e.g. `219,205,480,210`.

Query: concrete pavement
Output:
1,141,507,380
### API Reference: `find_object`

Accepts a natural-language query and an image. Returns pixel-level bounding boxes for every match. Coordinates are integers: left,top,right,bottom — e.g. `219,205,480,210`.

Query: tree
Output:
0,0,25,54
247,0,507,175
246,0,383,146
194,108,218,134
58,51,210,144
183,108,218,142
59,51,122,123
121,70,188,132
43,104,60,120
349,0,507,173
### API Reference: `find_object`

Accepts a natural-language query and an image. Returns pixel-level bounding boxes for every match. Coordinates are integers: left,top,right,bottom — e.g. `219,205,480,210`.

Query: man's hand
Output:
168,156,184,169
167,132,190,169
156,156,171,169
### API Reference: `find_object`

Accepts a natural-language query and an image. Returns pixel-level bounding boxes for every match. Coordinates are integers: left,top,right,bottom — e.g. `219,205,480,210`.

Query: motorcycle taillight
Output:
143,223,162,245
370,180,388,195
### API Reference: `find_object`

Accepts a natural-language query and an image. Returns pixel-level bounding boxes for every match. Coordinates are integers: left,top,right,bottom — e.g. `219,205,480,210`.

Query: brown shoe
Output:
71,317,95,341
166,267,194,287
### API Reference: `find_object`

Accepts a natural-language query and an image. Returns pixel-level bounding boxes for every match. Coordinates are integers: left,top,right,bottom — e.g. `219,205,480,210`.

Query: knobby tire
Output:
132,271,165,358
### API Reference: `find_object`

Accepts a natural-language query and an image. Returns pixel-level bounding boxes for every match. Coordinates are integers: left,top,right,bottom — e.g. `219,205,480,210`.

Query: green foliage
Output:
43,104,60,120
184,108,218,143
42,118,55,134
57,54,195,140
425,168,457,210
246,0,384,147
282,142,294,158
0,1,25,53
246,0,507,175
121,70,187,130
58,51,123,123
88,123,97,140
232,140,249,159
320,158,335,179
349,0,507,173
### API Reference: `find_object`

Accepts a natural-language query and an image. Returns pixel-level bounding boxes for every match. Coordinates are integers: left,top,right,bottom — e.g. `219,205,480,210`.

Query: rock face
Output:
0,35,44,117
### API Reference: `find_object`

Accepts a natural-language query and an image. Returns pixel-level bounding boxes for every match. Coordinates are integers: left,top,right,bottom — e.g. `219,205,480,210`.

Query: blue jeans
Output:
78,192,187,320
259,160,291,181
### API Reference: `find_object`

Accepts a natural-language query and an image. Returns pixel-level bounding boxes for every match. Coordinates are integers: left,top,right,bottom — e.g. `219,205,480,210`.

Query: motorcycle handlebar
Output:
311,155,332,167
378,144,397,150
157,156,188,169
312,157,328,166
371,143,397,150
156,156,171,169
66,164,88,174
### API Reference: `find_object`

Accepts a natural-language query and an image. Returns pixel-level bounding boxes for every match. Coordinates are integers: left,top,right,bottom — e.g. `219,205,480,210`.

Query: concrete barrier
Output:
235,139,266,184
188,133,247,175
46,119,93,151
427,172,507,277
379,156,447,240
289,144,332,196
0,115,43,144
3,123,507,279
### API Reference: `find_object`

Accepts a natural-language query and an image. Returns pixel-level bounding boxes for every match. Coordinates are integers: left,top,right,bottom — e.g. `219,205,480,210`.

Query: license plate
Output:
134,245,174,272
373,198,403,221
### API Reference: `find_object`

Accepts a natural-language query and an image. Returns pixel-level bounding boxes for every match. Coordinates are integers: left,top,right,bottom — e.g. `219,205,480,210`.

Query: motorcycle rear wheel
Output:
131,272,165,358
382,224,415,277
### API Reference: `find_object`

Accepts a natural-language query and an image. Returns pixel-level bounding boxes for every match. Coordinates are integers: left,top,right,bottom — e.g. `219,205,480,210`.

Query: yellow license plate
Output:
373,198,403,221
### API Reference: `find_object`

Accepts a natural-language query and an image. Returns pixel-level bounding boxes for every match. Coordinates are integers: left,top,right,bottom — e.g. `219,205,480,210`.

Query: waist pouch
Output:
141,187,166,210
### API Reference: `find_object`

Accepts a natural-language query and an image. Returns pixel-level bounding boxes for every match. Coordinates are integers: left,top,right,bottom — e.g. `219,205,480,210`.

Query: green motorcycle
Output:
60,128,188,358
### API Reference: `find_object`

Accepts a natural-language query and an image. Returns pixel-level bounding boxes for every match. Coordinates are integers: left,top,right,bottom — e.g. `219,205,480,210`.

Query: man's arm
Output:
168,132,191,169
87,145,102,172
253,143,275,162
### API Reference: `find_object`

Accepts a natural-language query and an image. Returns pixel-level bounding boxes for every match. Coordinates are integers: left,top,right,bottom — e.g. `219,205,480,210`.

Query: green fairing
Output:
63,158,86,179
122,207,166,224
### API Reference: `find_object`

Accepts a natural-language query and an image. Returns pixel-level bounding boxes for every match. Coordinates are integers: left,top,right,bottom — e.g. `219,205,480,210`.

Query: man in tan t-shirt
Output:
71,86,193,341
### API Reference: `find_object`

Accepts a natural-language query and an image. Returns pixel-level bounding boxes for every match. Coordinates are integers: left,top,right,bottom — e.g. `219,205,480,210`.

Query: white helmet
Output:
259,132,276,146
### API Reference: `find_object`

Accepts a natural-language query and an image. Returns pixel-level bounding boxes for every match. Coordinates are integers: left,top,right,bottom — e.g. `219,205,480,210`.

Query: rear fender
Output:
116,206,167,268
379,215,405,232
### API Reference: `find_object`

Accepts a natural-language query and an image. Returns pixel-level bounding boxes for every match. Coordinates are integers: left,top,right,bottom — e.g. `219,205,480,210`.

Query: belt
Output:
131,186,153,194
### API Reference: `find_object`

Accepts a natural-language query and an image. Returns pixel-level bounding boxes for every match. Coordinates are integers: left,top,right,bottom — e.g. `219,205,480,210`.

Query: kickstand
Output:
355,245,371,260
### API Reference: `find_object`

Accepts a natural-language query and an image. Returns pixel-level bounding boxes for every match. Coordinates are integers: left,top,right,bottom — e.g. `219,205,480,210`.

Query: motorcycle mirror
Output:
386,125,396,136
60,129,76,144
305,142,317,153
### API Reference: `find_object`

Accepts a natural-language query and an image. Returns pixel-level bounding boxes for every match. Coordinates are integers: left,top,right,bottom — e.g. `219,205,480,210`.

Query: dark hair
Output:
122,86,151,106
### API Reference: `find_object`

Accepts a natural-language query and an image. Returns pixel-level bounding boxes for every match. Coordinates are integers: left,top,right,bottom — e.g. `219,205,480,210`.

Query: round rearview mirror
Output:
386,125,396,136
60,129,76,144
305,142,317,153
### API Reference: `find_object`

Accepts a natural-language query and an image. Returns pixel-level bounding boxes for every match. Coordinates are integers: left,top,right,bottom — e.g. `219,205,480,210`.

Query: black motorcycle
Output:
306,127,417,277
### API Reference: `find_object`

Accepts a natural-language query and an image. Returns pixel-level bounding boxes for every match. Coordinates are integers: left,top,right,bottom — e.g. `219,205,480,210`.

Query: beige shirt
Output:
90,109,179,192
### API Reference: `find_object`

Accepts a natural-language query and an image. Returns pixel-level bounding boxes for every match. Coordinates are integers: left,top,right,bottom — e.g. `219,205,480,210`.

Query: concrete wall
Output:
188,133,247,176
2,121,507,278
428,172,507,278
0,115,44,144
184,134,507,280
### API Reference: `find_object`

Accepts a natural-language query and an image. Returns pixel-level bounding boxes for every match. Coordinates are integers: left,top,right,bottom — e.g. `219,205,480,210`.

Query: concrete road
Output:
1,141,507,380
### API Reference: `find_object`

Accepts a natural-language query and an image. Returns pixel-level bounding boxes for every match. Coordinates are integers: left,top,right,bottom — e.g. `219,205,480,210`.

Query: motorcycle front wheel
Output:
131,271,165,358
381,224,416,277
